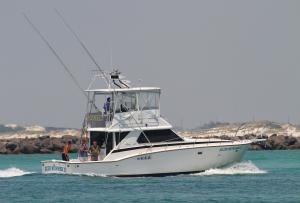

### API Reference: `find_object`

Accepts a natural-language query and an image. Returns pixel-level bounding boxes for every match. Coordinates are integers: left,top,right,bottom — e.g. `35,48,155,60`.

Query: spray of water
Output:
193,161,267,176
0,167,34,178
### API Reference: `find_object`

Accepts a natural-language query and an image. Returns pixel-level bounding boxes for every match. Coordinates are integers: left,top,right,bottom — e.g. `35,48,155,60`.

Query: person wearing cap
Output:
62,140,72,161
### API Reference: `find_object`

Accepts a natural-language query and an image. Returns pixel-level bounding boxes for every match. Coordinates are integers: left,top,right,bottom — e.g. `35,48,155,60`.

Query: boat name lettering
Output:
137,155,151,160
45,165,66,172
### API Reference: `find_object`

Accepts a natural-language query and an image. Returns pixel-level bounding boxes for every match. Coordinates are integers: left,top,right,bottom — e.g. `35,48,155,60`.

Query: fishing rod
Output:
54,9,110,86
23,13,101,112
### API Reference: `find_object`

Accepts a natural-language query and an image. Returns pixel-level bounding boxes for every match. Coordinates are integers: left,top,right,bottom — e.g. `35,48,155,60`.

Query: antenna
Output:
54,9,110,86
110,45,113,71
23,13,87,99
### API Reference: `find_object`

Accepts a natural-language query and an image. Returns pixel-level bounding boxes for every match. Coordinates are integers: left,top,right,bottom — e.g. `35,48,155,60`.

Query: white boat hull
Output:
41,142,250,176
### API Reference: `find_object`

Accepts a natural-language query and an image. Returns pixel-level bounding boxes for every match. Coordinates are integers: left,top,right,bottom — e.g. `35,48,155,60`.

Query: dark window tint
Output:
90,132,113,155
115,132,129,145
137,129,183,143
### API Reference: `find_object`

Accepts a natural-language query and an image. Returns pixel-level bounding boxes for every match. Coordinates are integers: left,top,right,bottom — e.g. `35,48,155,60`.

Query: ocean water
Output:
0,150,299,203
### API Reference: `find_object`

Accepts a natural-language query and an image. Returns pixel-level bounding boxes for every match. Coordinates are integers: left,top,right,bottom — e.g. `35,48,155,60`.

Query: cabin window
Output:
137,129,183,143
138,92,159,110
115,131,130,145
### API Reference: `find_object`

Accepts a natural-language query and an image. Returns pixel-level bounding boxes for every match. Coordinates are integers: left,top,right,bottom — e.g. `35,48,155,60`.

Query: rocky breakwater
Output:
1,121,300,154
0,124,80,154
179,121,300,150
251,134,300,150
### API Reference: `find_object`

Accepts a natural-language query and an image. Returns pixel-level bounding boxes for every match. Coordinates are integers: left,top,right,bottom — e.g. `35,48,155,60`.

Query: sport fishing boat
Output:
41,70,253,176
23,11,255,177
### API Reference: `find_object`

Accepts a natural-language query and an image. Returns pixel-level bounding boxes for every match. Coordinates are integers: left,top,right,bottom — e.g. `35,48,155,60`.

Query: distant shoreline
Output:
1,121,300,154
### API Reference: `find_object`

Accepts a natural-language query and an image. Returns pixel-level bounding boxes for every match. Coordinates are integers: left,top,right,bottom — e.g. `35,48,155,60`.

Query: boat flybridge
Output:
41,70,252,176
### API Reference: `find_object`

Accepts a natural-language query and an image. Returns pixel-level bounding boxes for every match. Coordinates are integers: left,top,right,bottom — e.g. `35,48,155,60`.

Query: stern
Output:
41,160,68,174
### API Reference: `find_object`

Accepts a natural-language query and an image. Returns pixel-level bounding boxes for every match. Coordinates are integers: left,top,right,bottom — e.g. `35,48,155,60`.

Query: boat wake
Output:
69,173,108,177
0,167,34,178
193,161,267,176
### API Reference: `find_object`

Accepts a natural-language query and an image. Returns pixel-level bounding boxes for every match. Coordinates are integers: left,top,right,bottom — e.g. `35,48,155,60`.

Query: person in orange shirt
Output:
62,140,72,161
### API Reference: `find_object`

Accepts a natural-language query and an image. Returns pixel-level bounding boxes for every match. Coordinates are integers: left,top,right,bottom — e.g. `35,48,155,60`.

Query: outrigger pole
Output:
54,9,110,86
23,13,92,147
23,13,100,141
23,13,88,99
23,13,102,109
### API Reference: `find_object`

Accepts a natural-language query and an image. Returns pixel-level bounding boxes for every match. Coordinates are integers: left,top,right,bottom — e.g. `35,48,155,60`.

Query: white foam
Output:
193,161,267,176
70,172,107,177
0,167,34,178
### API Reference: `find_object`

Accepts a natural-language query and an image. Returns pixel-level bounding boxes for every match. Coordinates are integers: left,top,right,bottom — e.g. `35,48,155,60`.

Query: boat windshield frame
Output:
85,87,161,128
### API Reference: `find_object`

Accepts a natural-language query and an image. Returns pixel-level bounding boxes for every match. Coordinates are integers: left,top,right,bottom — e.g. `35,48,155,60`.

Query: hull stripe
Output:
112,140,232,153
116,170,205,177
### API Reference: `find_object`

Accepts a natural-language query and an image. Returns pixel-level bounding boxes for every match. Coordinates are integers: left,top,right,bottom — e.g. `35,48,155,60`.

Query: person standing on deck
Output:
103,97,111,114
62,140,72,161
79,138,89,161
89,141,100,161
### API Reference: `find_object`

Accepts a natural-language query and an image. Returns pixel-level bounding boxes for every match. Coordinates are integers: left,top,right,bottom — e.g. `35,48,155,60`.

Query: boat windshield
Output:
138,91,159,110
86,90,160,127
114,92,137,113
114,91,159,113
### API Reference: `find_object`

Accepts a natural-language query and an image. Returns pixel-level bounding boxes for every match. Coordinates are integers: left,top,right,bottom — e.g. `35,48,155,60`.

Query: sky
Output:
0,0,300,129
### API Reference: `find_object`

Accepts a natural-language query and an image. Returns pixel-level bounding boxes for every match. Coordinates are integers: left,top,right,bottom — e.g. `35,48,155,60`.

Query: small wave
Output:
0,167,34,178
194,161,267,176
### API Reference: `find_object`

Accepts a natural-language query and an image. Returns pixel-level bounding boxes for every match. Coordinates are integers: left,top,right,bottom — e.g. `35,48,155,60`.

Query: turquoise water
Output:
0,151,299,203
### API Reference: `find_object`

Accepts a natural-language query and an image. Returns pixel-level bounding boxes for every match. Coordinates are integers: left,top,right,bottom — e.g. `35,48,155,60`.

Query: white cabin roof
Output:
85,87,161,94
